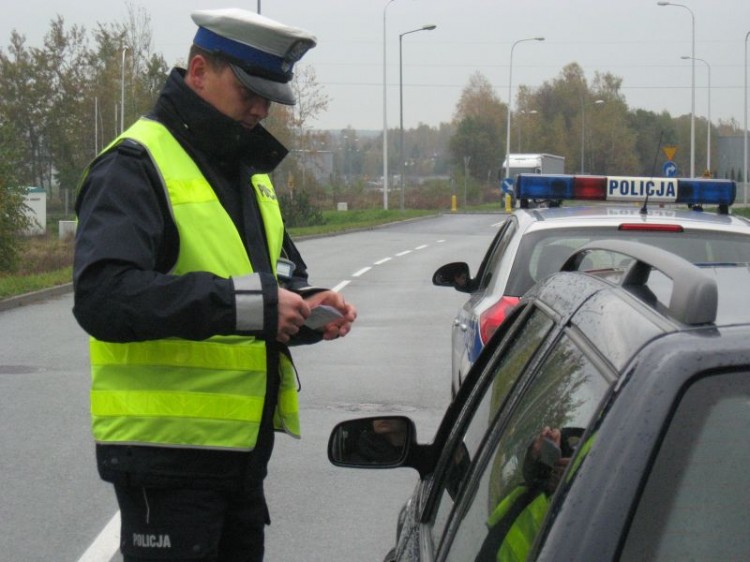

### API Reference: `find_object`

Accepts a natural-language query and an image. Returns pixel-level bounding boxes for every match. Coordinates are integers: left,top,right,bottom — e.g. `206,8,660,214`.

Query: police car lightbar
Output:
516,174,736,208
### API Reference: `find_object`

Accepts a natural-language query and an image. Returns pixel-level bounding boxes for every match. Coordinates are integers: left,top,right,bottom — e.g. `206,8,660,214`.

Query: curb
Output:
0,283,73,313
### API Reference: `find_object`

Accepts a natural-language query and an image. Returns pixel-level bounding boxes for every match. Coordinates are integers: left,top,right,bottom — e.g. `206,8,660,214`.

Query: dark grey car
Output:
331,240,750,561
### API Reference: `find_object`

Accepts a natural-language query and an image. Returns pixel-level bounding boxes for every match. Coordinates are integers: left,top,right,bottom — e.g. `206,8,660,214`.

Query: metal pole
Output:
121,46,129,134
382,0,396,210
658,2,695,177
94,97,98,156
399,25,436,212
682,56,711,174
580,97,585,174
745,31,749,204
400,32,404,211
581,99,604,174
504,37,544,182
689,6,695,177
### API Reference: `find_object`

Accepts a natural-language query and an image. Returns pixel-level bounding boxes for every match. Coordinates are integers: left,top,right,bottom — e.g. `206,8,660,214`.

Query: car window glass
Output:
431,307,554,545
574,291,663,371
621,372,750,561
507,228,750,297
477,220,518,291
443,332,610,562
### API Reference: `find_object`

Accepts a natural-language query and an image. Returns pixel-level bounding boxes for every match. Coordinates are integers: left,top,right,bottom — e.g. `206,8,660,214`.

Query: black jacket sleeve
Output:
73,145,249,342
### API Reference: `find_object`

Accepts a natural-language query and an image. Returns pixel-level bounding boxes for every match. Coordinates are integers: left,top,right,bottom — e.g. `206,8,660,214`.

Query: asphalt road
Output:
0,213,503,562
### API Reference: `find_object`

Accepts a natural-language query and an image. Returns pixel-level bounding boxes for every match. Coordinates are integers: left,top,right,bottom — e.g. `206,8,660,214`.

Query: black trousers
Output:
115,483,270,561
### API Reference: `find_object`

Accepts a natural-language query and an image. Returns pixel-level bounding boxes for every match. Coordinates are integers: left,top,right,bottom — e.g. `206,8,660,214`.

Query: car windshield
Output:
507,228,750,297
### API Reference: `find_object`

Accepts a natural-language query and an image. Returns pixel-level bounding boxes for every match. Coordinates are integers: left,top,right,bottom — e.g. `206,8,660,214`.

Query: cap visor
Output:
231,65,295,105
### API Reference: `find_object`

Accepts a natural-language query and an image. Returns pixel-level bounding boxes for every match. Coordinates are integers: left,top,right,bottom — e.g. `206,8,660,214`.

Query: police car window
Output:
477,219,518,291
507,228,750,297
442,332,610,562
430,307,554,546
621,371,750,561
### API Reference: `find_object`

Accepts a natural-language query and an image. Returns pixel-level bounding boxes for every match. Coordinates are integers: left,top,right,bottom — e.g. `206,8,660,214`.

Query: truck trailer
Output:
500,153,565,205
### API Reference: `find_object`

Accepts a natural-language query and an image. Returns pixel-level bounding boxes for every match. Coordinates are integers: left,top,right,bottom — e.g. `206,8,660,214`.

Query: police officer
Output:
73,8,356,561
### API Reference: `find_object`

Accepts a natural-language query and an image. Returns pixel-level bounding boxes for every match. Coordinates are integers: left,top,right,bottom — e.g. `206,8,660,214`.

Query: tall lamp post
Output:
682,55,711,174
745,31,749,205
382,0,397,210
504,37,544,182
580,98,604,174
658,1,695,177
516,109,537,152
120,46,129,134
399,24,436,211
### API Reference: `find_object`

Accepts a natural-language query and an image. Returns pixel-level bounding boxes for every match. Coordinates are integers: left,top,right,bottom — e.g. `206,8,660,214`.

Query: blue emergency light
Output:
515,174,736,210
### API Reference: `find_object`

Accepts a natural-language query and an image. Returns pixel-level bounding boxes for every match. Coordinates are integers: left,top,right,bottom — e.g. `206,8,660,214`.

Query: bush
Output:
278,190,325,228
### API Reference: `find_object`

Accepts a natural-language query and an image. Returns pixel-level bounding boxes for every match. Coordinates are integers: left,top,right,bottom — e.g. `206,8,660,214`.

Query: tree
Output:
265,64,331,199
450,72,505,186
0,120,33,272
0,31,51,188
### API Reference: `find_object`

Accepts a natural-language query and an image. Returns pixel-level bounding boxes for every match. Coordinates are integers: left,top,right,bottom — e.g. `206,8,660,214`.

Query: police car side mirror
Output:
433,262,473,293
328,416,417,469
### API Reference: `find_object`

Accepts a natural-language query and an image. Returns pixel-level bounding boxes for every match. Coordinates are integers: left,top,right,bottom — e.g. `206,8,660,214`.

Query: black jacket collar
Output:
150,68,288,172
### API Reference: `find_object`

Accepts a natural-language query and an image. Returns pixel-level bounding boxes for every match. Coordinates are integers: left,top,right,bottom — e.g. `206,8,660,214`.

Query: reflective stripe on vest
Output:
492,489,549,562
87,117,300,450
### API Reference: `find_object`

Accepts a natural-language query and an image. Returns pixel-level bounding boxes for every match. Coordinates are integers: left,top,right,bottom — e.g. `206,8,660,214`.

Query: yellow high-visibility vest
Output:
87,117,300,451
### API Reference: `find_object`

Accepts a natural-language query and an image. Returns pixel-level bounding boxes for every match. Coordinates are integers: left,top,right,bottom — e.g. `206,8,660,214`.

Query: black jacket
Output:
74,68,318,490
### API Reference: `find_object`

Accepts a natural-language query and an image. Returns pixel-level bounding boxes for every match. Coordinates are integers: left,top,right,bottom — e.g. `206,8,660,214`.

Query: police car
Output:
433,173,750,397
329,241,750,561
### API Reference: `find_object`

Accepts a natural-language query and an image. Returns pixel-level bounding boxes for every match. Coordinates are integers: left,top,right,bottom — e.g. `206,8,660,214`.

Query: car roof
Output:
514,205,750,234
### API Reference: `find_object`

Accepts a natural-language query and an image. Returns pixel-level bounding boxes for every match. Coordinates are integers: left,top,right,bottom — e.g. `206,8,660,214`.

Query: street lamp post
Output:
516,109,537,152
504,37,544,182
382,0,397,210
658,1,695,177
120,46,129,134
399,24,436,211
745,31,749,205
580,98,604,174
682,55,711,173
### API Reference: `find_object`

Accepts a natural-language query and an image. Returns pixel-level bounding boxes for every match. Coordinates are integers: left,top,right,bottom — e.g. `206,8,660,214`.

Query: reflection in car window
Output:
621,372,750,561
478,219,518,291
444,333,610,562
431,307,554,546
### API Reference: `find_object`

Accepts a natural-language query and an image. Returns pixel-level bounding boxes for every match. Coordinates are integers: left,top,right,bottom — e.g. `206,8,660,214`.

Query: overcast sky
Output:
4,0,750,134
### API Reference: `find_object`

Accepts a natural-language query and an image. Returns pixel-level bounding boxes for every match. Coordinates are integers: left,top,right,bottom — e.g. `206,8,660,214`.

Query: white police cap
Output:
191,8,317,105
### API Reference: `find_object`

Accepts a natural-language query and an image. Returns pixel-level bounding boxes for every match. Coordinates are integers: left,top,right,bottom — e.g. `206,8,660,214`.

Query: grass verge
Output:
0,209,439,300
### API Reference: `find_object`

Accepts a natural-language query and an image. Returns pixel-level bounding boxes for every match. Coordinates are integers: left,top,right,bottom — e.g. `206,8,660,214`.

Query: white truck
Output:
500,153,565,205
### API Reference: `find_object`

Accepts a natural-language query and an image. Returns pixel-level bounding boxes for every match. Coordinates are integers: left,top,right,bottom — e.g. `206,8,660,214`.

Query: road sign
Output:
501,177,514,194
663,161,677,178
662,146,678,161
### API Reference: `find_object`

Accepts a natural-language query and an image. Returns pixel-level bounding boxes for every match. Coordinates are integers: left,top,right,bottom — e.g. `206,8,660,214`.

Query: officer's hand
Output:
305,290,357,340
277,288,310,343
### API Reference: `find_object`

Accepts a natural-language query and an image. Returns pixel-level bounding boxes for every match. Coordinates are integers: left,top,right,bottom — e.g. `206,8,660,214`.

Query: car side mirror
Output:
432,262,473,293
328,416,416,469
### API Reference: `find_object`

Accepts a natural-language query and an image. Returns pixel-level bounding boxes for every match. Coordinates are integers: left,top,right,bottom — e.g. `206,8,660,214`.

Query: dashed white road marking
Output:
332,280,351,292
415,244,428,250
352,266,371,277
77,511,120,562
374,257,392,265
395,250,411,257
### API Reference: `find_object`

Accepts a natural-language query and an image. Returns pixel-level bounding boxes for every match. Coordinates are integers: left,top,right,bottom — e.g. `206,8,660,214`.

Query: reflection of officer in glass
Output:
352,418,407,464
476,427,580,562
